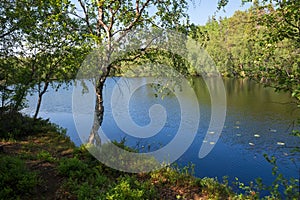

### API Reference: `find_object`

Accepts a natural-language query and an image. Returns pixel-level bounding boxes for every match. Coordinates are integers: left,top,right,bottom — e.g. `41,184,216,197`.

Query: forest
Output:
0,0,299,199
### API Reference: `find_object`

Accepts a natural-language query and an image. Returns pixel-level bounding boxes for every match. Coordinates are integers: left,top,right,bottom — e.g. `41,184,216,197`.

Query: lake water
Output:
23,77,300,189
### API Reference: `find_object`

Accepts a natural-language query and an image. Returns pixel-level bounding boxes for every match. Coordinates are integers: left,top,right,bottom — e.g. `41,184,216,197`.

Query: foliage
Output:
198,177,236,199
261,154,299,199
191,2,300,104
255,0,300,102
0,155,38,199
58,157,89,178
0,110,56,139
57,156,156,200
233,154,299,199
71,0,192,78
106,175,157,200
0,0,90,117
0,0,37,110
23,0,90,118
37,150,56,163
150,164,195,186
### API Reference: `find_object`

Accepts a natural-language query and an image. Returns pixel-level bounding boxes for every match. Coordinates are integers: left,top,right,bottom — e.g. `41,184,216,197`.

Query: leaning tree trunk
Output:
88,76,106,145
33,81,49,119
88,27,112,145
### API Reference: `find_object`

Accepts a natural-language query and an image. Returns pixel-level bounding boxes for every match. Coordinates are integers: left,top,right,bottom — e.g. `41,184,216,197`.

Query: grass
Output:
0,112,298,199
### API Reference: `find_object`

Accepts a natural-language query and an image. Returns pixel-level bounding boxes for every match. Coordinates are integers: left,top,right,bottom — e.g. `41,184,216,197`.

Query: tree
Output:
0,0,89,117
217,0,299,101
254,0,300,101
0,0,37,111
195,0,299,103
71,0,191,144
23,0,89,119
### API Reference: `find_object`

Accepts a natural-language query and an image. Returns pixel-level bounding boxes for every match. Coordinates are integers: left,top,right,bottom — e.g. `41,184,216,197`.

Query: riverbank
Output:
0,112,253,200
0,112,298,199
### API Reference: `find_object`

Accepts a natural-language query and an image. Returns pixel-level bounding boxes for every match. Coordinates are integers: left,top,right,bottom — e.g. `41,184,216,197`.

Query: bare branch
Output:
97,1,109,35
108,7,115,32
77,0,93,34
136,0,140,15
68,11,85,21
0,27,18,39
107,1,121,33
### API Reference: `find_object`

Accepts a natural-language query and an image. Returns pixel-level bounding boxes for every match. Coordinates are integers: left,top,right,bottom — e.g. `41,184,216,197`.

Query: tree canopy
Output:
192,0,299,102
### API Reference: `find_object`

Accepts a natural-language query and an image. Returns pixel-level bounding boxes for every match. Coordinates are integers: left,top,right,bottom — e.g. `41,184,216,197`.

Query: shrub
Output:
57,157,89,178
105,175,157,200
0,110,58,139
0,155,38,199
37,150,56,162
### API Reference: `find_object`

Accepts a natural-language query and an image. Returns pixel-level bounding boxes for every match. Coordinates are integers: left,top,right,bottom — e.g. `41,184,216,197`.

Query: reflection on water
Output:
23,77,300,187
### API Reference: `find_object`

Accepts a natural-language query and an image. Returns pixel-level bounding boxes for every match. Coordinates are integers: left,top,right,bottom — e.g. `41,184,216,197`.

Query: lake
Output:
23,77,300,189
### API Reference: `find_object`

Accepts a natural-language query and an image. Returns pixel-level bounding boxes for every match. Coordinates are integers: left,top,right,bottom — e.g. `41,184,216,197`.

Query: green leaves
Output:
217,0,229,10
1,0,90,113
0,156,38,199
189,2,300,104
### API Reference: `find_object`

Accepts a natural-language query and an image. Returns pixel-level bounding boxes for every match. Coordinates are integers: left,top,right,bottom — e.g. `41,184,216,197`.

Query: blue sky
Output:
188,0,253,25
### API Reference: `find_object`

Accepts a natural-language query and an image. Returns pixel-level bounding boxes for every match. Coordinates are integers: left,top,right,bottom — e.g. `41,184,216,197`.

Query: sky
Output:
187,0,253,25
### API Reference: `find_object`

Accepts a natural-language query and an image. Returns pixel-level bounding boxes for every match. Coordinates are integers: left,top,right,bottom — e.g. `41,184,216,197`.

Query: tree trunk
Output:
88,76,106,145
87,16,112,145
33,81,49,119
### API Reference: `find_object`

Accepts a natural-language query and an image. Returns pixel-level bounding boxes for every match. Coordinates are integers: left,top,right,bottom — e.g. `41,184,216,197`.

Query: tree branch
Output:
97,1,109,35
0,26,18,39
113,0,152,40
110,34,159,69
77,0,93,34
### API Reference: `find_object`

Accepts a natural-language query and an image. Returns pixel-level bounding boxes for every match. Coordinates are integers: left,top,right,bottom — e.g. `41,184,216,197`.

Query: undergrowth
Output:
0,156,38,199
